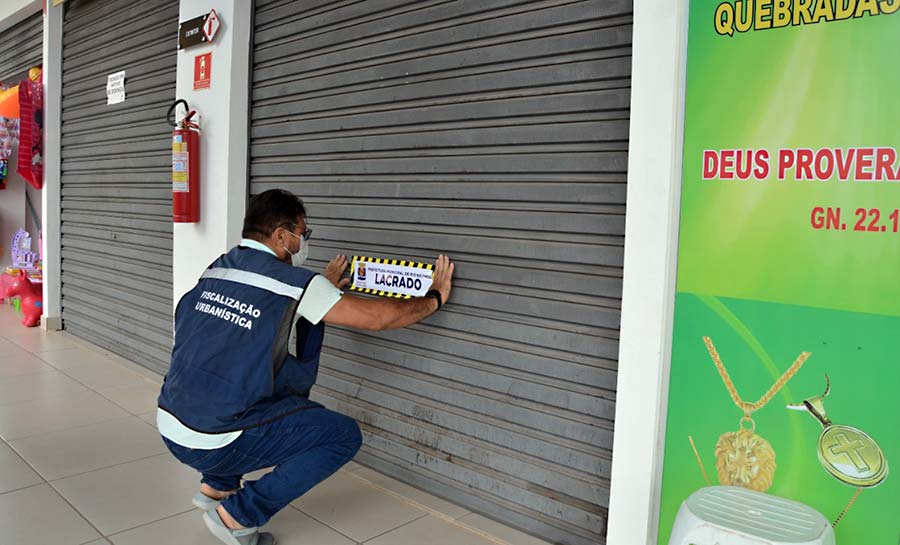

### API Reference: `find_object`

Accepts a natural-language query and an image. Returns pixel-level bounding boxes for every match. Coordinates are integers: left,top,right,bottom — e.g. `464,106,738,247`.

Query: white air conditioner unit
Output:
668,486,835,545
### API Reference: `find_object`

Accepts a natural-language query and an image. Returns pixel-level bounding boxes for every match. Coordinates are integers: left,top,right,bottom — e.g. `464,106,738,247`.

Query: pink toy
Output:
5,271,41,327
0,272,14,303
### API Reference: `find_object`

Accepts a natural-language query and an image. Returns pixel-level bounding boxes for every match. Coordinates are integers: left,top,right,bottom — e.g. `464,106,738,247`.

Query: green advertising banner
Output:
658,2,899,544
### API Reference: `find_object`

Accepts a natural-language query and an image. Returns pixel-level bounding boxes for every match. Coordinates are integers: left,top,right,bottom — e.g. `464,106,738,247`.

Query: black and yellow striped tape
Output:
348,255,434,299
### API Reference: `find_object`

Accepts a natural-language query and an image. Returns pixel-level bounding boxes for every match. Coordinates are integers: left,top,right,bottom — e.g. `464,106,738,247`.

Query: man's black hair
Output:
241,189,307,240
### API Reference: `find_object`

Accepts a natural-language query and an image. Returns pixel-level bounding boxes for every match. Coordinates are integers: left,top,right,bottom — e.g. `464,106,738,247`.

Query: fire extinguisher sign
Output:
172,135,189,193
193,53,211,90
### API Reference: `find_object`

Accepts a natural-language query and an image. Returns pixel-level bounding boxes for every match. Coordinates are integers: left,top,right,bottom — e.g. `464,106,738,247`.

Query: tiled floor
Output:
0,305,549,545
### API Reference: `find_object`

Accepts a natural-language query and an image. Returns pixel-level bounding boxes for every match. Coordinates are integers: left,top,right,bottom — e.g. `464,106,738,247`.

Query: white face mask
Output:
283,232,308,267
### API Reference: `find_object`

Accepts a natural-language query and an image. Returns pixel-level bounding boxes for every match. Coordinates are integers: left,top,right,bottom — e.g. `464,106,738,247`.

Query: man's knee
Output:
330,412,361,460
344,417,362,457
292,408,362,460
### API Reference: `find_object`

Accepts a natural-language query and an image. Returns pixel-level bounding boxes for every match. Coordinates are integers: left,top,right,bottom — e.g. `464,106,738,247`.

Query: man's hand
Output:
324,255,350,290
430,255,454,305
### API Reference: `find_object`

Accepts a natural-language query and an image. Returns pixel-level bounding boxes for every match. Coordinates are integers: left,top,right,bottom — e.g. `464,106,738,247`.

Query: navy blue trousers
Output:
164,407,362,527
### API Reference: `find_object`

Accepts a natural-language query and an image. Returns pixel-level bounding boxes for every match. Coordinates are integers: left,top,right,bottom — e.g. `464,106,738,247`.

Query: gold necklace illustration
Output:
704,337,811,492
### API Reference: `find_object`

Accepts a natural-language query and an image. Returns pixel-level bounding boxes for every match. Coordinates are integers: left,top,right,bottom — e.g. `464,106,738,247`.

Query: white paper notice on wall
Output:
107,71,125,105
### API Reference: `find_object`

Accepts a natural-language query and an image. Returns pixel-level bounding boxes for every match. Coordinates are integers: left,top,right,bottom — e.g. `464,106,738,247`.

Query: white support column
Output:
173,0,252,306
606,1,690,543
41,1,63,331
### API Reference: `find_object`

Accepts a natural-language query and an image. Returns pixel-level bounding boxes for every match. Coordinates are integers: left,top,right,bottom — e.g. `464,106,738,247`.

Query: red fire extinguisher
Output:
167,99,200,223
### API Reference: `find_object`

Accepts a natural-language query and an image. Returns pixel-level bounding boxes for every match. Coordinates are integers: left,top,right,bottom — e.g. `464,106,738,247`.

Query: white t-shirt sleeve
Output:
296,274,343,325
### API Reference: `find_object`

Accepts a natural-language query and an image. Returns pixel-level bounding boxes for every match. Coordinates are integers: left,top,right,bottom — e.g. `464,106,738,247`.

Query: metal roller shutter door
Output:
250,1,631,543
60,0,178,374
0,11,42,82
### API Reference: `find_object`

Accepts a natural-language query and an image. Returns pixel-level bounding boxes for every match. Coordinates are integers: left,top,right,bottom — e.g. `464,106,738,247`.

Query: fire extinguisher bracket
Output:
166,99,189,127
169,99,200,223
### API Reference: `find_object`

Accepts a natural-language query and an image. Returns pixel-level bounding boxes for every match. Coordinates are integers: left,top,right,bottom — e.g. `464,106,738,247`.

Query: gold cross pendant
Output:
788,375,888,488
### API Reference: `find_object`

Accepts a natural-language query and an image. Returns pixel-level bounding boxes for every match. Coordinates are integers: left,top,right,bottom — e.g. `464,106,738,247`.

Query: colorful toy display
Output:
0,67,42,189
17,76,42,188
10,229,37,269
4,270,41,327
0,83,20,119
0,116,19,190
2,230,41,304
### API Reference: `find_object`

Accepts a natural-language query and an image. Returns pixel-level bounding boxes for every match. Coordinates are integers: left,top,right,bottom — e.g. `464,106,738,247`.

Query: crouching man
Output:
157,189,454,545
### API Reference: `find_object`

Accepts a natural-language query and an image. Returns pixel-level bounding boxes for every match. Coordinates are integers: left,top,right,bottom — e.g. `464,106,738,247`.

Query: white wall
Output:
41,1,61,329
606,0,689,544
173,0,251,305
0,0,39,34
24,176,40,235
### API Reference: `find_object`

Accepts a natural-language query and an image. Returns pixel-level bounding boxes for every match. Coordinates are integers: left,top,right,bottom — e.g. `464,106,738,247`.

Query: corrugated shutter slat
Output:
0,12,42,83
250,1,631,543
60,0,177,374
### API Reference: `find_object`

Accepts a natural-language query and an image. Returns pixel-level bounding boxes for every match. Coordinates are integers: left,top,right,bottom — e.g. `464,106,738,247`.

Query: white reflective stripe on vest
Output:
201,268,305,300
157,408,242,449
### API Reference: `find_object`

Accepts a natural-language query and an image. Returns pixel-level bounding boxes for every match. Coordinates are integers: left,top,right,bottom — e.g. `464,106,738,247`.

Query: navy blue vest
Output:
158,245,326,433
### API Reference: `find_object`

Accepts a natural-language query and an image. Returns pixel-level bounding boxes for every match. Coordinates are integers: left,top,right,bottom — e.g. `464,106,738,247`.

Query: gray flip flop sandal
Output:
192,491,223,511
202,509,275,545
